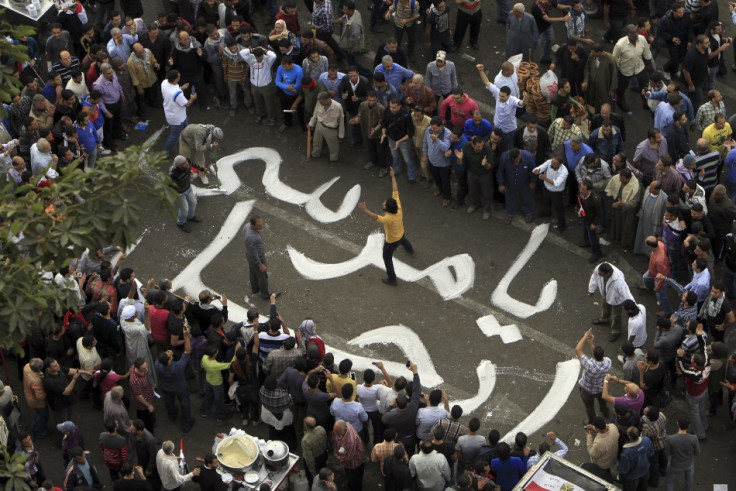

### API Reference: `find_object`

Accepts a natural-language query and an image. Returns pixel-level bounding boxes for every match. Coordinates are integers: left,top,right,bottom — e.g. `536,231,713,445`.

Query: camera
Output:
212,294,221,300
405,359,411,368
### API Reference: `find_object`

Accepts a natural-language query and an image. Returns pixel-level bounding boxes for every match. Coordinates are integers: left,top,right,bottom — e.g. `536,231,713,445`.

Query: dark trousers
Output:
344,463,365,491
621,476,648,491
366,410,383,447
136,408,156,434
454,169,468,205
430,164,452,199
383,235,414,282
163,390,194,432
616,70,648,111
108,466,122,483
278,91,299,126
664,43,688,74
582,219,602,256
181,74,209,110
349,119,363,145
543,187,566,231
306,452,328,488
394,24,416,58
648,448,667,487
366,137,384,164
580,386,609,423
103,99,125,147
603,18,625,43
453,9,482,47
247,257,270,299
316,31,346,59
467,172,493,210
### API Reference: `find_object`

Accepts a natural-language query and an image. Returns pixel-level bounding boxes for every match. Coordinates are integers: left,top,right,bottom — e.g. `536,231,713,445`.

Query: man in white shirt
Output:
494,61,520,99
239,47,279,126
409,441,450,491
156,440,200,490
533,156,569,233
65,70,89,100
623,299,648,349
476,63,526,144
30,138,57,176
589,262,635,342
161,70,196,155
415,389,449,442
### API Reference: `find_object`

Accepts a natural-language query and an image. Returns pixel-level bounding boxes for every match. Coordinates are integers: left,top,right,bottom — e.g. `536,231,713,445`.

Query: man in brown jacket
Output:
127,43,160,120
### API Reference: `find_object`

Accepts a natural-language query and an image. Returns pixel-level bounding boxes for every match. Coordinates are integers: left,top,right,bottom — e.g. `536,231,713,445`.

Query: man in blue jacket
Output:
275,56,304,132
618,426,653,490
497,148,535,224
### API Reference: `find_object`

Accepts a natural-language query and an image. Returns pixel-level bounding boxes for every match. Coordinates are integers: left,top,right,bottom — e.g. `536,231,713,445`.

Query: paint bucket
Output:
26,3,38,16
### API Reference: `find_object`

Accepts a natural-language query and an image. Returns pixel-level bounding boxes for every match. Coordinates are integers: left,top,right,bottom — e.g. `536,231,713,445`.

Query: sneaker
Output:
364,161,375,170
466,205,477,214
188,216,203,223
177,223,191,233
99,147,112,156
200,173,209,185
617,355,625,364
378,168,388,178
381,276,398,286
482,211,491,220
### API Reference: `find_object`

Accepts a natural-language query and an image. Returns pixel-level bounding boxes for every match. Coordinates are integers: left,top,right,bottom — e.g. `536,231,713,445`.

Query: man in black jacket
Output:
381,98,417,181
381,361,421,457
169,155,208,232
193,454,228,491
339,67,370,147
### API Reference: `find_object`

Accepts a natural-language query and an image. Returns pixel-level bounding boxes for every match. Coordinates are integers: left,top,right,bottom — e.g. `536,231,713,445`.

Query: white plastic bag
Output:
539,70,559,103
507,54,523,70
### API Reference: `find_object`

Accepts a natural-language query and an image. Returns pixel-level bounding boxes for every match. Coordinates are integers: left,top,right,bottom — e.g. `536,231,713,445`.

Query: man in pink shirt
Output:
439,87,478,129
640,236,672,316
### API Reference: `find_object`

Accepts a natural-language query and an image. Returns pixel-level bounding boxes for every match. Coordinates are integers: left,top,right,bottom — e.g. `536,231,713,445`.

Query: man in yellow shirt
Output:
358,168,414,286
701,113,733,155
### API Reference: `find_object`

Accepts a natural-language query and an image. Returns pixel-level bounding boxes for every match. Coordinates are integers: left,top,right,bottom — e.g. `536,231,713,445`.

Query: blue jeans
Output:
643,271,673,315
388,138,417,180
201,382,226,420
537,26,554,62
667,247,681,281
164,390,194,431
705,67,717,91
686,390,708,439
666,463,694,491
176,187,197,225
32,407,49,439
582,220,602,256
164,118,188,154
726,180,736,202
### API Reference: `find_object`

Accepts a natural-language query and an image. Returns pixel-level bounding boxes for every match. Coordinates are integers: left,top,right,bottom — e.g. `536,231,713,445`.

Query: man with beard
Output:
168,31,210,112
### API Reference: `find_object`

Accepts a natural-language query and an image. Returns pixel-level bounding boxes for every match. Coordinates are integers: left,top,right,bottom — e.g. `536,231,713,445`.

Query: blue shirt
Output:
649,88,694,120
275,65,303,96
491,456,526,490
329,399,368,432
318,72,345,103
422,126,451,167
42,82,57,104
374,83,400,107
563,141,593,171
75,121,100,152
463,118,492,140
654,103,676,138
497,149,535,188
374,63,414,92
724,148,736,184
450,134,468,171
155,353,190,394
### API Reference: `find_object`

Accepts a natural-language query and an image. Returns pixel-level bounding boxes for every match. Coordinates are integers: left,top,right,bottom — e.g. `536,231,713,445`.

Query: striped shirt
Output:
129,367,154,410
371,441,401,468
578,355,612,394
431,417,467,444
257,331,290,363
694,149,721,193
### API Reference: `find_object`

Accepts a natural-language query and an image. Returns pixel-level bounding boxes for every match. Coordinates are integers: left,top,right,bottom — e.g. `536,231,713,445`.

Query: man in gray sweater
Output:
244,215,280,300
665,416,700,491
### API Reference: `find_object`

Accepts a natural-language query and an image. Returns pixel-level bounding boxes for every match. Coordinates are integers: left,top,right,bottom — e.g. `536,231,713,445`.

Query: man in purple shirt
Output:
92,62,127,150
602,373,645,414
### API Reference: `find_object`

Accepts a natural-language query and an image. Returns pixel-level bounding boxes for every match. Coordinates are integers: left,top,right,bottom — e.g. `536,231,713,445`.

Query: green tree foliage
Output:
0,147,178,351
0,9,35,118
0,446,31,490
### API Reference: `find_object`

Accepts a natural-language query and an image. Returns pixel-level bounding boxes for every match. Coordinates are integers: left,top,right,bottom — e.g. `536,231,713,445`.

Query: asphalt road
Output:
11,1,736,489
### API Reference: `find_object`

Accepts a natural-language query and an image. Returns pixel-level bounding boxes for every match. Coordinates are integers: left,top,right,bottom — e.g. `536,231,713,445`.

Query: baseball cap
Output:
436,51,446,61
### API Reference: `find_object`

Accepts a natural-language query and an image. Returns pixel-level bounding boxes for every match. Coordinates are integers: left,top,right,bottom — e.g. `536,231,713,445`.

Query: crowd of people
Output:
3,0,736,489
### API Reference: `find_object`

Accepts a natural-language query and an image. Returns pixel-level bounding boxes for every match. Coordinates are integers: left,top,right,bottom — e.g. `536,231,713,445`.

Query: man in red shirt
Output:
677,350,710,440
439,87,479,129
640,236,672,316
148,291,170,357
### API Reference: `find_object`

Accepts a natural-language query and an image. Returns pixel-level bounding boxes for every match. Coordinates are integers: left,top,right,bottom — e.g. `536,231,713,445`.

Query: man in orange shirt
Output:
358,167,414,286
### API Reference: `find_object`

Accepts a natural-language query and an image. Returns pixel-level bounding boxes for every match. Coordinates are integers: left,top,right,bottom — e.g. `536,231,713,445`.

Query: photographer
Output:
192,289,228,330
382,361,421,457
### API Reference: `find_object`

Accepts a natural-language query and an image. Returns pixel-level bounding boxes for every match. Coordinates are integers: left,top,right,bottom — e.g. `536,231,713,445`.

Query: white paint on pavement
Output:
476,314,523,343
287,232,475,300
501,359,580,443
171,201,255,322
193,147,361,224
491,224,558,318
450,360,496,413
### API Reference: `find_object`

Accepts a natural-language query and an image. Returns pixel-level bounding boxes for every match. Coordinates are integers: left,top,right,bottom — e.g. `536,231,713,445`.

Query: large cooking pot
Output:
262,440,289,471
216,435,260,473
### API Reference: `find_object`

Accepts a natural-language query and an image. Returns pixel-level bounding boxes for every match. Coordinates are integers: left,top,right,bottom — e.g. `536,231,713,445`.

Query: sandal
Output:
433,190,442,197
504,215,512,224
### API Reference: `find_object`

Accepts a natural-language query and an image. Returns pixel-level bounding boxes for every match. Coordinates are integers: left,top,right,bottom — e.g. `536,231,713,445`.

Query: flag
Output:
178,437,189,475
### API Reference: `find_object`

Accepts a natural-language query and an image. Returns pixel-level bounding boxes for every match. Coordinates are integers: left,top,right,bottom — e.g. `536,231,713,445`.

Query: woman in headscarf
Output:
299,318,325,361
269,19,299,53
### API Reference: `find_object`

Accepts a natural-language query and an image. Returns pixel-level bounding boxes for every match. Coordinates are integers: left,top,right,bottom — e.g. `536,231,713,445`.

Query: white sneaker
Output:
663,71,671,81
617,355,625,364
200,173,209,185
99,148,112,156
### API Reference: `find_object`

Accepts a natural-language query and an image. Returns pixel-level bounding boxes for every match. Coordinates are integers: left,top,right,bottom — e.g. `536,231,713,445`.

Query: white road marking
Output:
192,147,361,224
287,232,475,300
476,314,523,343
491,223,558,318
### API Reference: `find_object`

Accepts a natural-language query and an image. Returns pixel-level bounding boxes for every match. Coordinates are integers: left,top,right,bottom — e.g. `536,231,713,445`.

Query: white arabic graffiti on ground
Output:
165,147,578,442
